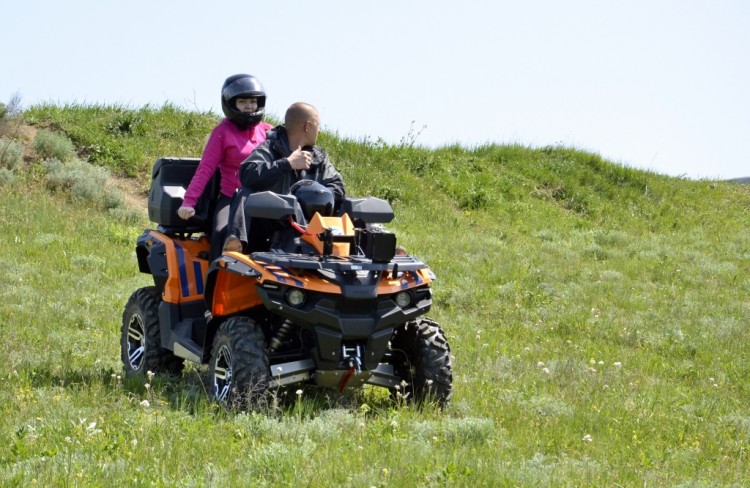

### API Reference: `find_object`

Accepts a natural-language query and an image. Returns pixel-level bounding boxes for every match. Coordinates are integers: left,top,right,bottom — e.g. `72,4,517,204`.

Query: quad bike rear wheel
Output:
389,317,453,407
209,317,270,410
121,287,184,377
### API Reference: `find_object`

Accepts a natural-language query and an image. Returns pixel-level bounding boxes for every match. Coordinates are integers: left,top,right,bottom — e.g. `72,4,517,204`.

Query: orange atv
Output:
121,158,453,408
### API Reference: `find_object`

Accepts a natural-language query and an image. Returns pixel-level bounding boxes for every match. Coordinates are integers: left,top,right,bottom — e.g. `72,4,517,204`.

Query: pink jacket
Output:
182,118,273,208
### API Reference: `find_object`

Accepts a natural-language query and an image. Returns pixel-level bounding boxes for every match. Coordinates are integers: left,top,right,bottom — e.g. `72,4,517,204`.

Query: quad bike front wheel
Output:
121,287,184,377
209,317,269,410
389,317,453,407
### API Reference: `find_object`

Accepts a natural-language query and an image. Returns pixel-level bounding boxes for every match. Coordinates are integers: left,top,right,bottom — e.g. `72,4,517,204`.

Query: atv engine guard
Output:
315,364,398,389
266,359,398,390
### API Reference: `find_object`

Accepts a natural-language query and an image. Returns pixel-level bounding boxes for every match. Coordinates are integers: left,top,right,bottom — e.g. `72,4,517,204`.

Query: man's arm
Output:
239,143,293,192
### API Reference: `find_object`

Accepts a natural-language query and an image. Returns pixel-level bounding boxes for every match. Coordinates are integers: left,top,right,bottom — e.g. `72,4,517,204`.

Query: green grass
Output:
1,103,749,486
24,103,223,184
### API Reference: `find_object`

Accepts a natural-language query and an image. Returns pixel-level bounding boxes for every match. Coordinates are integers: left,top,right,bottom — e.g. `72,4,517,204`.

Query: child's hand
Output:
177,206,196,220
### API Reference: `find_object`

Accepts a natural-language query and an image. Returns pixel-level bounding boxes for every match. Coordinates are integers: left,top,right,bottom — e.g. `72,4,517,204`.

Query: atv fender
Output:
204,252,265,318
136,229,210,303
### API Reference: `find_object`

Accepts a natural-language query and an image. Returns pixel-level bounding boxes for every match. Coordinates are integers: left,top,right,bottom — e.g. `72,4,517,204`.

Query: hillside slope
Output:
1,103,750,485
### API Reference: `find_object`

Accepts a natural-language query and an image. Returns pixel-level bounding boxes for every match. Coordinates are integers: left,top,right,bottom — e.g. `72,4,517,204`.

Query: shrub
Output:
459,188,491,211
25,103,219,177
34,129,76,161
0,137,24,170
42,157,124,211
0,167,17,185
101,188,125,210
108,205,145,225
0,93,23,137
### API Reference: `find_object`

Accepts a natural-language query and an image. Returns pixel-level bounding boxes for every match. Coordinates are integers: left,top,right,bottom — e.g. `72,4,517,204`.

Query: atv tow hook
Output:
338,347,362,392
338,359,360,393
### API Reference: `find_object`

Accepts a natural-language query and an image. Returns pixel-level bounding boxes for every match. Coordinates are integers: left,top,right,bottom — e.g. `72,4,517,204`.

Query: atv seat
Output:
147,157,220,236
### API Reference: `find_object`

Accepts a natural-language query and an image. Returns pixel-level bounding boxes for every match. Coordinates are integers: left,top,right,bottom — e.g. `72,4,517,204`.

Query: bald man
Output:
238,102,344,198
225,102,346,253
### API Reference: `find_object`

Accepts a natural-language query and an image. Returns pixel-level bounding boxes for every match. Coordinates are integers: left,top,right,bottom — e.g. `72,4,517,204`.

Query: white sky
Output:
2,0,748,180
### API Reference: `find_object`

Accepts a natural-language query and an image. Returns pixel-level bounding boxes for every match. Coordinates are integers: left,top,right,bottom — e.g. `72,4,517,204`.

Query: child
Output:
177,74,272,260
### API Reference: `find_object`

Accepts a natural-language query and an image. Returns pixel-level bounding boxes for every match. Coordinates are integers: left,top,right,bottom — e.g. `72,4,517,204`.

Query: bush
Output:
0,137,24,170
101,188,125,210
43,157,125,211
34,129,76,161
0,167,17,185
108,205,145,225
0,94,23,138
25,103,220,178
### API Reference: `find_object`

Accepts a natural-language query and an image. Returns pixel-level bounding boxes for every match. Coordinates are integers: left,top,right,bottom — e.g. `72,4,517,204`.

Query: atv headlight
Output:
286,288,306,307
395,291,412,308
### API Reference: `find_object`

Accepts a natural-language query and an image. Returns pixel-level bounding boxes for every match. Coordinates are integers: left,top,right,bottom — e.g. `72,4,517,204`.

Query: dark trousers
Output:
209,194,233,262
225,188,284,254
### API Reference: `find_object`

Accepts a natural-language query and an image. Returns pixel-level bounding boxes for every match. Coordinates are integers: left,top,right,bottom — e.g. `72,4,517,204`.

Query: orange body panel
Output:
374,267,434,293
146,231,210,304
208,213,434,315
301,213,355,256
209,252,339,318
210,264,264,317
255,259,341,294
211,251,433,312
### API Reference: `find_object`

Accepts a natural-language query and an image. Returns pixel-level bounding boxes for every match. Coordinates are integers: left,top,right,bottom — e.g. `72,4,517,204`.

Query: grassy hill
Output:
1,103,749,486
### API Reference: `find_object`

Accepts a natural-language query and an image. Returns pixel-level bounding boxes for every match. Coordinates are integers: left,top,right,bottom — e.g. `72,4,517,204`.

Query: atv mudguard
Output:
339,196,395,225
244,191,396,226
135,229,212,363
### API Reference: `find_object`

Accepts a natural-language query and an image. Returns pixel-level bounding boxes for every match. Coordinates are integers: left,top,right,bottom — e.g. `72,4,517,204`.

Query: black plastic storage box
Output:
359,228,397,263
147,157,219,232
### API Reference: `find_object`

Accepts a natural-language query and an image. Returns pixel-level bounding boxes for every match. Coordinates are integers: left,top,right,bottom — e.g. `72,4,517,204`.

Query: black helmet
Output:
291,180,334,221
221,74,266,128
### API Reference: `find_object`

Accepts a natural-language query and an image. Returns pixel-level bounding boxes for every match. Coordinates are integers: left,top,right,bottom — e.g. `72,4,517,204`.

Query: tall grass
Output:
1,103,749,486
24,103,222,184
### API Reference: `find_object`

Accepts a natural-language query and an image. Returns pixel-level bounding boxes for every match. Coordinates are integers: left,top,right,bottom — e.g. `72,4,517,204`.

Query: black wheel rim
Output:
126,314,145,371
213,344,234,402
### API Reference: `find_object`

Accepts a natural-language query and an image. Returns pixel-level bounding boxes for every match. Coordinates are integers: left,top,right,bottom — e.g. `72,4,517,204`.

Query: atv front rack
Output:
251,251,430,273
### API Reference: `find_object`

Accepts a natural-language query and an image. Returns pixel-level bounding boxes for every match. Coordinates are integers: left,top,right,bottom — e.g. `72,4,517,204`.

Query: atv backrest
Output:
339,197,395,226
148,157,219,233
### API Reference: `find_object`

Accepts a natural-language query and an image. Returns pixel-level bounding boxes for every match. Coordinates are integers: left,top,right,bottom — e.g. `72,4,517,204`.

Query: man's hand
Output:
288,145,312,171
177,206,196,220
